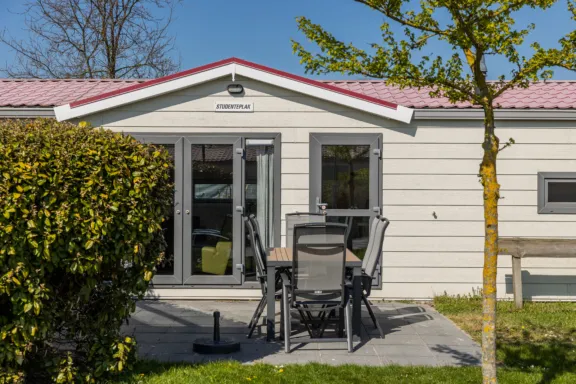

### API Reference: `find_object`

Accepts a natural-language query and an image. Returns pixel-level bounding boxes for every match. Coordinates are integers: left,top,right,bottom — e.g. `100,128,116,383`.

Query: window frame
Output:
537,172,576,214
309,133,383,289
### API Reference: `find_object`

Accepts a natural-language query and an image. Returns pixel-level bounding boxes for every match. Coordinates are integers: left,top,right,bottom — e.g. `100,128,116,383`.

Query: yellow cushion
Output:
201,241,232,275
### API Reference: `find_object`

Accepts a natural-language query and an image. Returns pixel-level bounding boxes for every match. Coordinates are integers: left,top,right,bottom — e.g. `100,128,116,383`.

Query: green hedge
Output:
0,119,173,383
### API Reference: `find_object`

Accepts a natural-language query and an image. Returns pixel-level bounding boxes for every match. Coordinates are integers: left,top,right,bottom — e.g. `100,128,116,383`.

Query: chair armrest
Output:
344,274,373,295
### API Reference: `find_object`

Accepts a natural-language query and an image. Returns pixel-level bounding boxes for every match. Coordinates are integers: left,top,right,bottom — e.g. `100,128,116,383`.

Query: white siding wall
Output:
82,75,576,300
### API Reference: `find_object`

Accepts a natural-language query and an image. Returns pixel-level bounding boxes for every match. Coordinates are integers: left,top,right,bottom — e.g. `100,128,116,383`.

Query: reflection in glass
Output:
244,144,274,282
548,181,576,203
191,145,234,276
322,145,370,209
156,144,175,275
326,216,370,260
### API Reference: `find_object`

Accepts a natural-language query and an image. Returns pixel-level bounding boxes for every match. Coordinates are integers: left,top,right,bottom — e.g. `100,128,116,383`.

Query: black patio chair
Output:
281,222,353,353
245,216,282,338
248,215,268,265
285,212,325,249
348,216,390,338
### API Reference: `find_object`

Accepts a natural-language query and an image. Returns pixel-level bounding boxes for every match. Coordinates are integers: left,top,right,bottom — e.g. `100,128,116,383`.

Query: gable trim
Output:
54,58,413,124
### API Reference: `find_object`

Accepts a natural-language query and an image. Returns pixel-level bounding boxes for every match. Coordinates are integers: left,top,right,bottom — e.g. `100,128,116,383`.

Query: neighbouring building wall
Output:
80,75,576,300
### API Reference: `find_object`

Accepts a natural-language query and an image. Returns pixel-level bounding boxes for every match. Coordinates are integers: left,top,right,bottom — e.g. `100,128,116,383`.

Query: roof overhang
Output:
54,58,413,124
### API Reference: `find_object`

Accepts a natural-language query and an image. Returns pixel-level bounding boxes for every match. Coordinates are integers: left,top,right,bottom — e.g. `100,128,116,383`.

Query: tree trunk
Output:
480,105,500,384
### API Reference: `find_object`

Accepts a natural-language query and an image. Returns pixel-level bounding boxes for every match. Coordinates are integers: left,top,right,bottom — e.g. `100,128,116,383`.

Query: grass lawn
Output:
107,296,576,384
110,360,576,384
434,295,576,383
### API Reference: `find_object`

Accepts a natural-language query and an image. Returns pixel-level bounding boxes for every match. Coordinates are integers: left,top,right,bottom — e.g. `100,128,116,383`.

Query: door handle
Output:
235,206,244,213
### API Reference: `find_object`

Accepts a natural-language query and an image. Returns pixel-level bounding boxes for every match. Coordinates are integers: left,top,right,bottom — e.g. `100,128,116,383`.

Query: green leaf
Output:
85,240,95,250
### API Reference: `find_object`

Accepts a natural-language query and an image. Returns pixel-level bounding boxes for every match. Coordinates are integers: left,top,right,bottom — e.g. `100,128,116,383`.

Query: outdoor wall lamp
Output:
227,84,244,95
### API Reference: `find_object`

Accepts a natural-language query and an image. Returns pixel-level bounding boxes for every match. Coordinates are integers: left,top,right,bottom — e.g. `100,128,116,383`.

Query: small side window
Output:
538,172,576,213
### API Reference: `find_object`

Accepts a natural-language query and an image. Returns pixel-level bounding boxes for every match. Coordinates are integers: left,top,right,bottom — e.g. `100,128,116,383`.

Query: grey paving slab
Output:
373,345,435,357
420,335,478,347
366,334,424,345
123,300,481,367
319,343,377,355
381,355,440,366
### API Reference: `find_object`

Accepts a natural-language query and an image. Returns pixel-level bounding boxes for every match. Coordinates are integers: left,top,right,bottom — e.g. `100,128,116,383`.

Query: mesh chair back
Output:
363,218,390,279
248,215,268,266
292,223,347,296
244,217,266,285
285,212,325,249
362,216,381,271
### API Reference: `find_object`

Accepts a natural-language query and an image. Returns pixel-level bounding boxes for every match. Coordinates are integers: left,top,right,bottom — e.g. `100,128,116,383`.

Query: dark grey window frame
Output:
130,135,184,285
538,172,576,214
309,133,383,289
125,132,281,289
309,133,382,216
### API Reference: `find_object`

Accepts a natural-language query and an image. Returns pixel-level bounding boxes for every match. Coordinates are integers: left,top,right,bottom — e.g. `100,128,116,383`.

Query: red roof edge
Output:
69,57,398,110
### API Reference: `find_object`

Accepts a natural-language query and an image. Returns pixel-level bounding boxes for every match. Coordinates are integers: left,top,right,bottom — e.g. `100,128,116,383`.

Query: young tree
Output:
0,0,181,79
292,1,576,382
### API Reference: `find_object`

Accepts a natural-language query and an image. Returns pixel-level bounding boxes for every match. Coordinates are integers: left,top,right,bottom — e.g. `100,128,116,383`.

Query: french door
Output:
133,134,279,286
309,133,382,270
182,136,244,284
135,136,184,285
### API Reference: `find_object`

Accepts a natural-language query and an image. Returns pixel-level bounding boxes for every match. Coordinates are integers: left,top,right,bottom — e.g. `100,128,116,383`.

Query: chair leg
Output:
248,296,266,329
297,308,315,337
338,307,345,338
248,296,267,339
318,309,335,338
282,285,291,353
345,300,353,353
362,295,384,338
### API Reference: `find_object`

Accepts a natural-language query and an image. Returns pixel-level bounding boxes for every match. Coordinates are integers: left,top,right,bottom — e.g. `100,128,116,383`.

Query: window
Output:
538,172,576,213
321,145,371,209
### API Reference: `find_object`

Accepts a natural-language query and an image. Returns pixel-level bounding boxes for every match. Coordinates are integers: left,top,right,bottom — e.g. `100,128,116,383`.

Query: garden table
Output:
266,247,363,341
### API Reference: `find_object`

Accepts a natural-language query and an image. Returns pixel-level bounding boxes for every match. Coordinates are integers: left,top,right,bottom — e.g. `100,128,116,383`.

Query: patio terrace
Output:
122,300,481,367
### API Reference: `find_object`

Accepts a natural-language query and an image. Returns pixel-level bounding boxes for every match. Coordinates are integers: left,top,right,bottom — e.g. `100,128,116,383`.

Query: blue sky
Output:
0,0,575,79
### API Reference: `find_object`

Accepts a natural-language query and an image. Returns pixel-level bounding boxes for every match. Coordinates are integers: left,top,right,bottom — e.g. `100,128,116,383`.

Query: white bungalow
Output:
2,57,576,301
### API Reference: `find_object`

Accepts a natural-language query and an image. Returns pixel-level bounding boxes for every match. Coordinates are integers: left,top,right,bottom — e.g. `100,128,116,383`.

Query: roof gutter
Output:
414,108,576,120
0,107,55,118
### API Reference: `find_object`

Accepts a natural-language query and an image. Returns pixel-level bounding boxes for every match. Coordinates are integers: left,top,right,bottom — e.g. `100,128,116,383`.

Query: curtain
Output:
256,147,274,247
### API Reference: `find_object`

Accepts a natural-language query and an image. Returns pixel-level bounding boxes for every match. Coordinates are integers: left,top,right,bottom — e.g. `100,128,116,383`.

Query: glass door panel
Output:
183,137,242,284
310,134,381,270
131,136,184,285
322,145,371,210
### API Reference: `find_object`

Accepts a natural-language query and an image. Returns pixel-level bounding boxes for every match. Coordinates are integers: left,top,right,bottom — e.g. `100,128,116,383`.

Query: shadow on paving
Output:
123,301,282,363
122,300,481,367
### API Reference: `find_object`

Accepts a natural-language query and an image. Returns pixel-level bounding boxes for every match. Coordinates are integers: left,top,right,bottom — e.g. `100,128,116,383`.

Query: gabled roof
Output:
0,79,144,108
53,58,413,123
326,80,576,109
2,60,576,116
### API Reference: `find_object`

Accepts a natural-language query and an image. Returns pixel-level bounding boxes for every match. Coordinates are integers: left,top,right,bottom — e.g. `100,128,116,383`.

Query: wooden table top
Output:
267,247,362,267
